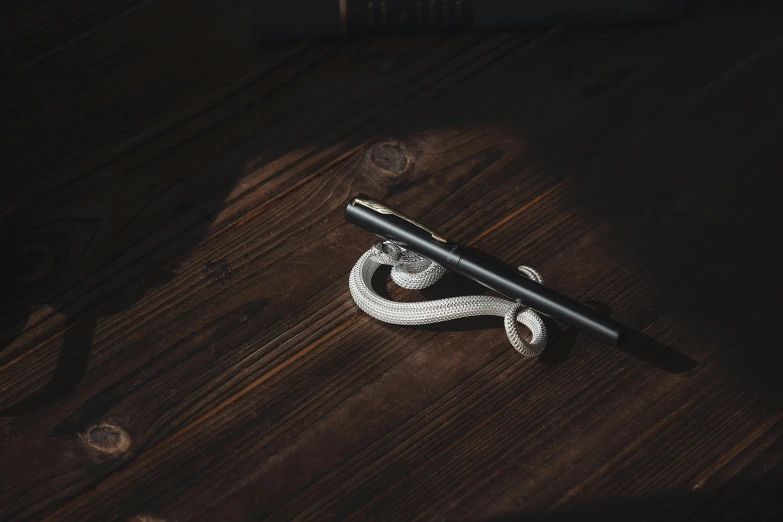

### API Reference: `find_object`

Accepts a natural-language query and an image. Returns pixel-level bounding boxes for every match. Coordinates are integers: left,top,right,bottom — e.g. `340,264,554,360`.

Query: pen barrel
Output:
346,201,628,347
452,247,627,346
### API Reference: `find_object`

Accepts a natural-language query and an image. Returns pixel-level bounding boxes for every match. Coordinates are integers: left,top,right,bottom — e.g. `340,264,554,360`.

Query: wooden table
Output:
2,1,782,520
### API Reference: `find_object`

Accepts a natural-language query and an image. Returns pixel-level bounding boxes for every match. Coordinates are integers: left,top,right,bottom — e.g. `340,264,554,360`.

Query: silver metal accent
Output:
348,242,547,357
352,197,449,243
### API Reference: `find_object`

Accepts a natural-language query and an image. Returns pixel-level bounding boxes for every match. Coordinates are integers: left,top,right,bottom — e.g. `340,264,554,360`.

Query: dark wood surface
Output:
2,1,783,520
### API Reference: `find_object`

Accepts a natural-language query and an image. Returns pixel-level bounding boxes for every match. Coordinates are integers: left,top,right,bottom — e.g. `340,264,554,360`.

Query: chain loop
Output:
350,242,547,356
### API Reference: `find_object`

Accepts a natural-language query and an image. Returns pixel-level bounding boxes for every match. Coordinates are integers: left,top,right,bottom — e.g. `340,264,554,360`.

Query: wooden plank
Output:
2,0,783,520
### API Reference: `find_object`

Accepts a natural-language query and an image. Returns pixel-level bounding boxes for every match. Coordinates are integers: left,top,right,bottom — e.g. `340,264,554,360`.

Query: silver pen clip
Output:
351,197,449,243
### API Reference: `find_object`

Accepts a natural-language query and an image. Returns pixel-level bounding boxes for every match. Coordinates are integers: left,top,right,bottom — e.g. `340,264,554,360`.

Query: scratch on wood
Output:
202,257,236,285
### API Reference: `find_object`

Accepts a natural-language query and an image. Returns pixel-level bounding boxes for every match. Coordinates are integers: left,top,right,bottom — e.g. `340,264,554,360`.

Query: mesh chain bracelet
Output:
349,241,548,357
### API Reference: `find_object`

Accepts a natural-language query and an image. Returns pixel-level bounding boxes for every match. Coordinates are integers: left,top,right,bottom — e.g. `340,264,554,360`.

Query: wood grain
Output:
2,0,783,520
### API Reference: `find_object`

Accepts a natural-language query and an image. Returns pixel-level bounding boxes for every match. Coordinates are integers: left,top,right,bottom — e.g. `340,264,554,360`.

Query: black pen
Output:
345,195,628,347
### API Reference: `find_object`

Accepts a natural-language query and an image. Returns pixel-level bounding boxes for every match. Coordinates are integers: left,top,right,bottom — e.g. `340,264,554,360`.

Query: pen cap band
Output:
345,199,460,266
351,196,448,243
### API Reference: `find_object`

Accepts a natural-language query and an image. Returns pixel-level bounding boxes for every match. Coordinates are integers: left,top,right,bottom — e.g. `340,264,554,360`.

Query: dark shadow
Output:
0,317,95,416
370,264,394,301
2,4,780,522
0,145,245,415
613,329,698,375
0,0,768,422
371,268,696,374
540,301,698,374
539,301,612,366
538,321,579,367
684,0,709,16
411,316,503,333
482,465,783,521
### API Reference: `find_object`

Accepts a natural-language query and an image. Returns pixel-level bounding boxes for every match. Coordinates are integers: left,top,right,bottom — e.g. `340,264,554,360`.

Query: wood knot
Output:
2,220,99,292
367,141,412,175
129,516,167,522
6,242,59,285
81,423,131,456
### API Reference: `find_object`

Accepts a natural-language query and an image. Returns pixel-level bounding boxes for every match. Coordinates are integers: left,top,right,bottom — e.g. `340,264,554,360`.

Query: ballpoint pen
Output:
345,195,628,347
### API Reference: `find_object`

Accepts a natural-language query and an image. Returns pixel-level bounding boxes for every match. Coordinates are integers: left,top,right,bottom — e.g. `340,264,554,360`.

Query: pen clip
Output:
351,197,449,243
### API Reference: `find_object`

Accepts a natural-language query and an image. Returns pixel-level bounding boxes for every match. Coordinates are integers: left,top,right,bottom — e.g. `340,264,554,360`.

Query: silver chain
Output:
349,242,547,357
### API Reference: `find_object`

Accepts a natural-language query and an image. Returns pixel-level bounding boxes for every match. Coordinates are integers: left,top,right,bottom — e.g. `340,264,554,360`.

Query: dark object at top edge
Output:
256,0,690,41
